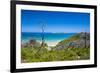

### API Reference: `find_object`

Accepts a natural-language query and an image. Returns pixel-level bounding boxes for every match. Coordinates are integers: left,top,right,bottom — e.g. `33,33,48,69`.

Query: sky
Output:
21,10,90,33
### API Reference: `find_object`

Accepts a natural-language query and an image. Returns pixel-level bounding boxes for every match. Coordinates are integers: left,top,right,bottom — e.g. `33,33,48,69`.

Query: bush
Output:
21,47,90,63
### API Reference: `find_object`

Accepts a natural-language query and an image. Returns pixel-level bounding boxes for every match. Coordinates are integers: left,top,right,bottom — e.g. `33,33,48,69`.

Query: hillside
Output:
54,32,90,50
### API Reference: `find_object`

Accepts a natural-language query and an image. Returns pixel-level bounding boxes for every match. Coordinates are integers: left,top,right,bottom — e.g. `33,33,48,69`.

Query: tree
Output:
41,23,45,48
84,32,87,48
35,21,46,55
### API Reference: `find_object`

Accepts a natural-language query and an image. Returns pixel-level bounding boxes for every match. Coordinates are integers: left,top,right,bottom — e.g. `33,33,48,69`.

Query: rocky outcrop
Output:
21,39,41,48
54,32,90,50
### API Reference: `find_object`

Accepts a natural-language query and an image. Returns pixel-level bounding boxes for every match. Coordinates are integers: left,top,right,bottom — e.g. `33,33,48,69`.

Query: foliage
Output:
21,47,90,63
21,33,90,63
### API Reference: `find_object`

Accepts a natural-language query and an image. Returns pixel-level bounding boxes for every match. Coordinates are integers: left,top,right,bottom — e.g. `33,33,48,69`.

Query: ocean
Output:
21,32,76,46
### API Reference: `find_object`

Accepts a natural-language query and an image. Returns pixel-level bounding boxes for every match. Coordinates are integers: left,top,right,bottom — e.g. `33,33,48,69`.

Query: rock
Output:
54,32,90,50
21,39,41,48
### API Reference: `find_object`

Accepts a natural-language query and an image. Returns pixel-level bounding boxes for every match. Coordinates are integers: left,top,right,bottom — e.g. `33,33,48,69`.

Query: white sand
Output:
38,40,60,46
46,41,60,46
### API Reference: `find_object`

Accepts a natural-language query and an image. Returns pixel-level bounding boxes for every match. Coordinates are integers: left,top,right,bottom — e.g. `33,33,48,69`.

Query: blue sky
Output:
21,10,90,33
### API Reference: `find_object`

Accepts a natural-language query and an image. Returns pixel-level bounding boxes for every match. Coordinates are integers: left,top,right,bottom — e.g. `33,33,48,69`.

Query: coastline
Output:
21,32,76,47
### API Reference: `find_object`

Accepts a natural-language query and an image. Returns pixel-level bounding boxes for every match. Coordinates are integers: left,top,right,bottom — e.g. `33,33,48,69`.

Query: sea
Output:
21,32,76,46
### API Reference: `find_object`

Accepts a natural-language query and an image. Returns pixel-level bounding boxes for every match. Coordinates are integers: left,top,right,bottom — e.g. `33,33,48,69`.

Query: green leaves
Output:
21,47,90,63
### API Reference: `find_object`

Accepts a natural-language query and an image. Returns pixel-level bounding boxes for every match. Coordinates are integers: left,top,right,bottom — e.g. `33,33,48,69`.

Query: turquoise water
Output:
21,32,76,46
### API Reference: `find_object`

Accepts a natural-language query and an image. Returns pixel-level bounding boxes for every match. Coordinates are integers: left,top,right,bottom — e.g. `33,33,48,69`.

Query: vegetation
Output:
56,34,80,47
21,32,90,63
21,47,90,63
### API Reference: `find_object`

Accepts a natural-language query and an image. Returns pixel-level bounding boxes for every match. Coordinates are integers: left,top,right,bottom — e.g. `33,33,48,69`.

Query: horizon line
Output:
21,31,90,33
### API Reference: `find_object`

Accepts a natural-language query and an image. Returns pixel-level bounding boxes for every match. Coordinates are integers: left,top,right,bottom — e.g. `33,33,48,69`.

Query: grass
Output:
21,47,90,63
